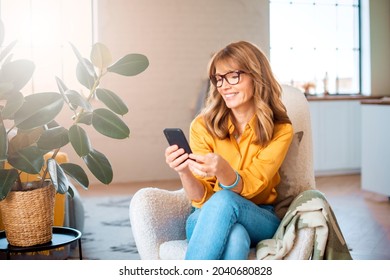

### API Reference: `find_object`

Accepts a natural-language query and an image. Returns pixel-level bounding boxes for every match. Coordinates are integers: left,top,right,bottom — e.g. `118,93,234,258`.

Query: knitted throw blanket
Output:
256,190,353,260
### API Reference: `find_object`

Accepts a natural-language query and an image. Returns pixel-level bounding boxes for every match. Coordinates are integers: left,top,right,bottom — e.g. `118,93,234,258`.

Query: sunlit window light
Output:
0,0,92,94
270,0,360,95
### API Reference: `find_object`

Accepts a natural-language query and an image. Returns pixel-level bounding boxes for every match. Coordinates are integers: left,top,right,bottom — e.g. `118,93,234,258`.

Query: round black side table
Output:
0,226,82,260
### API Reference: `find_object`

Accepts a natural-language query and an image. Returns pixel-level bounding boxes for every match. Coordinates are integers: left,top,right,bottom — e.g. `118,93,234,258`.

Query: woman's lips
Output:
224,92,238,98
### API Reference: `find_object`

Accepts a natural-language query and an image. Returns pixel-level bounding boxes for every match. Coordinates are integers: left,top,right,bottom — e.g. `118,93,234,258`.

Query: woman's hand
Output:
165,145,191,174
189,153,242,192
165,145,206,201
188,153,228,178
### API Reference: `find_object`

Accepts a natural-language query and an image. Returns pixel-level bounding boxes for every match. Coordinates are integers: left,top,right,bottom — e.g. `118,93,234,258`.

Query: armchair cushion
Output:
159,240,187,260
129,188,192,259
159,239,259,260
273,85,316,219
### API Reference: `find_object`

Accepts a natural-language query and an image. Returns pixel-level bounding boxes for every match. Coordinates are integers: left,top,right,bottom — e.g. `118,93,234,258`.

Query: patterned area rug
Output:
74,195,140,260
0,195,139,260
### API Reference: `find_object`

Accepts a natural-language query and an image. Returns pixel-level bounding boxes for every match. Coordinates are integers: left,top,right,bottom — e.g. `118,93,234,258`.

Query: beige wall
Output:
361,0,390,96
78,0,270,184
368,0,390,97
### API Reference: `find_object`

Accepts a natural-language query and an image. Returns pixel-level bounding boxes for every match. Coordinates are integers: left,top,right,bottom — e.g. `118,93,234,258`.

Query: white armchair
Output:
129,85,317,260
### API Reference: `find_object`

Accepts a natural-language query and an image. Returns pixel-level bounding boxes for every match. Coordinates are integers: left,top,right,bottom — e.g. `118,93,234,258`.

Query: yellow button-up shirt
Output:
189,115,293,208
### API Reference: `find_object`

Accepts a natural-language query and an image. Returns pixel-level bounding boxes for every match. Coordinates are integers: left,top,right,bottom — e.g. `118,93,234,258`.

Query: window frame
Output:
269,0,362,96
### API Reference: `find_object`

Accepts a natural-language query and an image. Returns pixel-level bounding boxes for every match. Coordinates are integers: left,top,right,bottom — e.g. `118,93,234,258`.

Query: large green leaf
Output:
70,43,97,90
82,149,112,184
68,124,92,157
47,158,70,194
8,127,43,154
55,76,71,107
92,108,129,139
7,146,45,174
14,92,64,130
37,126,69,150
76,111,93,125
76,59,96,90
65,89,92,111
0,119,7,161
91,43,112,69
96,88,128,116
60,162,89,190
70,42,96,78
1,91,24,119
107,53,149,76
46,120,61,129
0,59,35,92
55,76,69,95
0,169,19,201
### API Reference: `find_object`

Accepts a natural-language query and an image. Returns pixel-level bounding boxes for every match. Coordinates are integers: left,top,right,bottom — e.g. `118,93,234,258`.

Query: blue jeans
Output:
185,190,280,260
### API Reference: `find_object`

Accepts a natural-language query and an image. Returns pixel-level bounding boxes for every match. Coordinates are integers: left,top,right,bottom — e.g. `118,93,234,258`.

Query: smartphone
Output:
163,128,192,154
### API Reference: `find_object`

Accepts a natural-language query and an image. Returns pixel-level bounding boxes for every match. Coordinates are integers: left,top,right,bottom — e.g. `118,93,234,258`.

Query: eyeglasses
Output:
210,70,246,88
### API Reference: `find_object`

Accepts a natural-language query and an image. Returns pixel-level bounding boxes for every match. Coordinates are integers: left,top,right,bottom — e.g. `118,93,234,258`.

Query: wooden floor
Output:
79,173,390,260
315,174,390,260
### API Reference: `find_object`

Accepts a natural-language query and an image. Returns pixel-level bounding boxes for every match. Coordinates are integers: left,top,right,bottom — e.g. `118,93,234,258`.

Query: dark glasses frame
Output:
210,70,246,88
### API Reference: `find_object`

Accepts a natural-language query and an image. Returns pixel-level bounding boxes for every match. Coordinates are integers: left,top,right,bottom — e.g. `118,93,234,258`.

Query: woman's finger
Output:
189,153,205,163
166,147,185,163
173,156,191,172
188,159,207,172
165,145,179,157
168,150,189,168
189,165,207,177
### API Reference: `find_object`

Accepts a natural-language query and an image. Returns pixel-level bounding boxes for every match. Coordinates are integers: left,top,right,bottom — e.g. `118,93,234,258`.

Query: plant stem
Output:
73,70,106,124
16,173,23,191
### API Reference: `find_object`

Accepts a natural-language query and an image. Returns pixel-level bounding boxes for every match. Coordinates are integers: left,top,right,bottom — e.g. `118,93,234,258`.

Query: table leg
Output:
78,239,83,260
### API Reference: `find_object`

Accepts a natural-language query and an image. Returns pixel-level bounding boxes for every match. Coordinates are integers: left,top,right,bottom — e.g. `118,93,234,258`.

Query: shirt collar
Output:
228,116,235,135
228,114,257,135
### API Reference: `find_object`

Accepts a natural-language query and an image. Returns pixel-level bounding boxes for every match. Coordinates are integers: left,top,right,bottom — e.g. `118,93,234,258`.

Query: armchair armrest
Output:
129,187,192,259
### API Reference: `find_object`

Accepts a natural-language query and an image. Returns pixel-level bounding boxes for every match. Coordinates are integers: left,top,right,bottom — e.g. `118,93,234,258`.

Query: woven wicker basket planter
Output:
0,183,56,247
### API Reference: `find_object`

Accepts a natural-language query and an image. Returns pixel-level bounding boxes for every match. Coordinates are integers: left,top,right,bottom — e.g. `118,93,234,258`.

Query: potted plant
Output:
0,20,149,246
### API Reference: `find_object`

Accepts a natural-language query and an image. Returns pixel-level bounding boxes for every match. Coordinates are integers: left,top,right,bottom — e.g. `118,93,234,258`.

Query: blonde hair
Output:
201,41,291,146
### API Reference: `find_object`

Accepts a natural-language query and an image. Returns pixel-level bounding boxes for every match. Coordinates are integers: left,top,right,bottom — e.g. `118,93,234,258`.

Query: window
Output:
270,0,360,95
0,0,93,94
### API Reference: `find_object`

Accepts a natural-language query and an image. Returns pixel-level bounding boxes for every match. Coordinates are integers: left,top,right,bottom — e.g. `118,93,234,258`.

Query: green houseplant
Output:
0,20,149,246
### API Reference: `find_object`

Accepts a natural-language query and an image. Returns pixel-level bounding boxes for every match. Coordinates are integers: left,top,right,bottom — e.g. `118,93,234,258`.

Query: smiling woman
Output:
0,0,93,93
163,41,293,260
